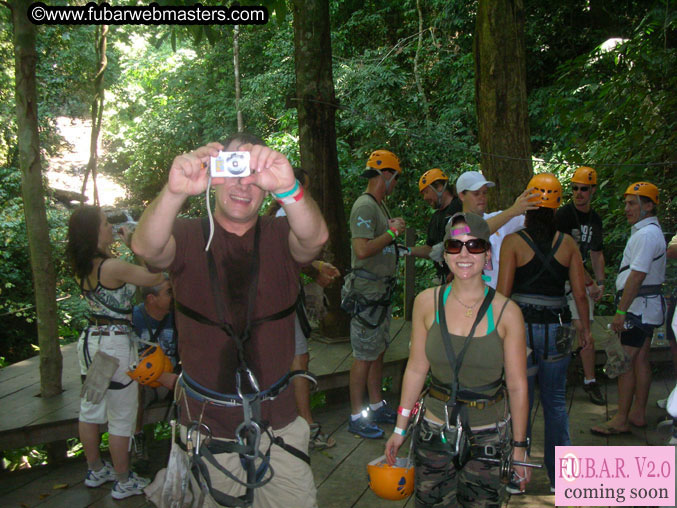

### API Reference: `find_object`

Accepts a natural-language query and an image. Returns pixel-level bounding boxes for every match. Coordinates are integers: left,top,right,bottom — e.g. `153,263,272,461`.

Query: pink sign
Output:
555,446,675,506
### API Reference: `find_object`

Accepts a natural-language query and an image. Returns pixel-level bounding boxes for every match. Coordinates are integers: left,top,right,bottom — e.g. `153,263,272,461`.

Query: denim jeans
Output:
525,321,572,487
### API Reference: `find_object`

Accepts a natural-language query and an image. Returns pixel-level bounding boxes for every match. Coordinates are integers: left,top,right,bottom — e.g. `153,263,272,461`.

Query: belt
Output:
179,370,316,408
428,387,504,410
88,328,128,336
512,293,567,308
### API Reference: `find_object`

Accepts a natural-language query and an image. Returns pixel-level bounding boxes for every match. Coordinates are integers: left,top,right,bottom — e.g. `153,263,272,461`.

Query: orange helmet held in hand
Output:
527,173,563,209
127,346,172,387
367,455,414,501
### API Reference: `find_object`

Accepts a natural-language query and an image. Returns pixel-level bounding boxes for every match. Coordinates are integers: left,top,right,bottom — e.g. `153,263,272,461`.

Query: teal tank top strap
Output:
436,284,494,333
486,299,495,335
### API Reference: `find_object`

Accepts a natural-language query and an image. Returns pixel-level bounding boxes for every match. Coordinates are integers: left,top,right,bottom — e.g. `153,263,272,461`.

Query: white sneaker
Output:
111,471,151,500
657,398,668,409
84,460,115,487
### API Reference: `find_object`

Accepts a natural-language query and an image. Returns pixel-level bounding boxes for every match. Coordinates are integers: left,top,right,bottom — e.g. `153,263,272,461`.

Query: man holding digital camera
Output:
132,133,327,508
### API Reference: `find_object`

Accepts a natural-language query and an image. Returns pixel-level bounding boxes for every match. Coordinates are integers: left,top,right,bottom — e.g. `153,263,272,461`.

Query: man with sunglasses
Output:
554,166,606,406
455,171,538,288
343,149,406,439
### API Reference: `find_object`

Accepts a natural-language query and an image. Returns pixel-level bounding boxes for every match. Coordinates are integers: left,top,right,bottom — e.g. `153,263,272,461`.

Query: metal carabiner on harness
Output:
235,419,262,461
187,421,212,455
236,367,261,399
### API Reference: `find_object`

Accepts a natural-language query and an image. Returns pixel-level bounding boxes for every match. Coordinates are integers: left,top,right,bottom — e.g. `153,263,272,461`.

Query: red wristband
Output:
398,406,411,418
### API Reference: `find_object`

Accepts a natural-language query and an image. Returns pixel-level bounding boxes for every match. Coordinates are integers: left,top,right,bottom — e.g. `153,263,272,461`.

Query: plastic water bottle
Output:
654,330,667,347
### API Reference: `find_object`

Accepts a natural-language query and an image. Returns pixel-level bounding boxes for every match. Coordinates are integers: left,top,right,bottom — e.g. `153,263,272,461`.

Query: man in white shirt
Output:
591,182,665,436
455,171,537,288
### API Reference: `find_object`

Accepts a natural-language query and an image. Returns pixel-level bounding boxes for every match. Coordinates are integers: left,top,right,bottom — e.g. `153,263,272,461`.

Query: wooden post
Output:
404,227,415,321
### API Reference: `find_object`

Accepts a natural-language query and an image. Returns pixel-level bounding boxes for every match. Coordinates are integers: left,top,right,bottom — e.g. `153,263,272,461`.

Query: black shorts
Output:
620,313,656,348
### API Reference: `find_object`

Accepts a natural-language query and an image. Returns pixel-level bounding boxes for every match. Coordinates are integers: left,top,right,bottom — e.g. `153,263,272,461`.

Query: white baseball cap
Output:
455,171,495,194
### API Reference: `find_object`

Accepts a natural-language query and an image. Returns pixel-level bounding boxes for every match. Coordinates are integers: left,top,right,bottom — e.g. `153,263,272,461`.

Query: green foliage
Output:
1,445,47,471
0,166,90,362
530,2,676,278
1,0,674,364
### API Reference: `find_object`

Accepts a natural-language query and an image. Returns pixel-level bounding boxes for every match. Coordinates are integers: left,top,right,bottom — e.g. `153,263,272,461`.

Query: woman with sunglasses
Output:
67,205,165,500
385,212,529,506
497,173,591,495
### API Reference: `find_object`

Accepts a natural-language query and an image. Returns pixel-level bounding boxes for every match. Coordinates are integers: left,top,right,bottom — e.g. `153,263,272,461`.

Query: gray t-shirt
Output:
349,193,397,293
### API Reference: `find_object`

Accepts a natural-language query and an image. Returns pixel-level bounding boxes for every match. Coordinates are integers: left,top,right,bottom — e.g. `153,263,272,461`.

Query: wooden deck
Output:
1,316,675,507
0,318,411,452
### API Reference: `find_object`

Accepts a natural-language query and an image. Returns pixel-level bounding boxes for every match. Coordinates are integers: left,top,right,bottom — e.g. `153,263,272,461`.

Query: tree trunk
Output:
474,0,532,209
82,23,107,205
233,25,244,132
292,0,350,338
11,0,62,397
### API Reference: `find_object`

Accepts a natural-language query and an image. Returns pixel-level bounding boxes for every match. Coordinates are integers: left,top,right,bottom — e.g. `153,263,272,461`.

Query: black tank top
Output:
513,232,568,296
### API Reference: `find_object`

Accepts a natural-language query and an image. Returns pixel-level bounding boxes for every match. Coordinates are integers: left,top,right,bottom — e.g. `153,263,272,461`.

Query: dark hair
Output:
66,205,108,281
524,208,557,246
220,132,266,149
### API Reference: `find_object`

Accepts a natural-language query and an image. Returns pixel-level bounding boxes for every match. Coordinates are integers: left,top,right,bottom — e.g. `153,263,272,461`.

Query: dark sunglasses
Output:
572,185,590,192
444,238,489,254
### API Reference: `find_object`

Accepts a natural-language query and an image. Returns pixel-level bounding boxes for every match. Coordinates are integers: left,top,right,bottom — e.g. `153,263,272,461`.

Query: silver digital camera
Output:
210,151,251,178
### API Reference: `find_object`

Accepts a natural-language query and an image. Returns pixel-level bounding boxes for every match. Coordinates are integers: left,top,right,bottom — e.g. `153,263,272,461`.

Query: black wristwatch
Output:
512,438,530,448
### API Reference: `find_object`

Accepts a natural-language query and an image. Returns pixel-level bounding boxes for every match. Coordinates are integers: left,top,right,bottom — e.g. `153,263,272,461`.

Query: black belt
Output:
429,387,504,410
89,316,131,326
87,329,128,336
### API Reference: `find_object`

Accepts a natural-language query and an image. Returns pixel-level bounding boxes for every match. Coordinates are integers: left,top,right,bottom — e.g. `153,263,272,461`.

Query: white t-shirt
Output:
615,216,666,324
483,211,525,289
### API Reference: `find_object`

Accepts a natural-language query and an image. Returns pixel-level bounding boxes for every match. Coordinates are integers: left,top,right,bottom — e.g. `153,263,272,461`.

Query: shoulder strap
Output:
142,307,170,343
618,225,665,274
494,298,511,329
516,231,564,286
438,284,496,402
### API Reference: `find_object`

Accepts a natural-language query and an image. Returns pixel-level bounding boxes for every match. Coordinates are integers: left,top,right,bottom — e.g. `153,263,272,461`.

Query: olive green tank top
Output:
424,286,509,427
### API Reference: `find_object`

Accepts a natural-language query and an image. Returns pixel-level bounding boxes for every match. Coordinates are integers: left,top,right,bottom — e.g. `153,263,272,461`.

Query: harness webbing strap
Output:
618,222,665,275
516,231,565,288
178,370,316,407
174,218,308,507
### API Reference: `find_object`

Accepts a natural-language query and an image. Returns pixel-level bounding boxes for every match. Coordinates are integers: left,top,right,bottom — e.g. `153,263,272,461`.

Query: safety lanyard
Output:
436,283,496,405
202,218,263,418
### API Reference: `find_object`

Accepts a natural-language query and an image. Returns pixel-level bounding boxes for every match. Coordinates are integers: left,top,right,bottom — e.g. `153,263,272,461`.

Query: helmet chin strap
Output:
378,169,398,193
636,195,648,221
434,182,447,209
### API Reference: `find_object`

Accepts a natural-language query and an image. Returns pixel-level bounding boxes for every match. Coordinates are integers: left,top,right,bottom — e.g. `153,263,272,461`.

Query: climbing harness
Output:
172,218,314,507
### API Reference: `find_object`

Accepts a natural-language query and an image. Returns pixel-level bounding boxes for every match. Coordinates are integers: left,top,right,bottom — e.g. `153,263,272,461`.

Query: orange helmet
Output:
624,182,659,204
527,173,562,209
366,150,401,174
419,168,449,192
127,346,173,387
571,166,597,185
367,455,414,501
